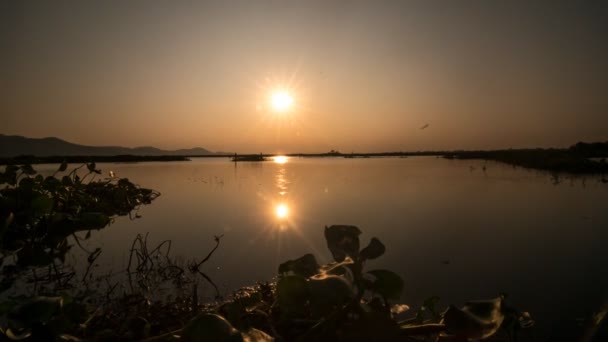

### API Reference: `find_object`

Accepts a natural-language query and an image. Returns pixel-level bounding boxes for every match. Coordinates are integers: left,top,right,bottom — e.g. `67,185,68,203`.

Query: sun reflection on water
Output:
273,156,288,164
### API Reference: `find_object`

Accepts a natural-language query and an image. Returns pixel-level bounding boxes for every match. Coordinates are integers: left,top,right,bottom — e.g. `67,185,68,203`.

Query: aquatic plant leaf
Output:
4,328,32,340
1,212,14,238
86,162,96,173
319,258,354,276
58,161,68,172
415,296,442,322
366,269,404,300
277,275,310,315
20,164,36,176
31,195,53,215
4,165,19,174
18,177,34,190
181,313,243,342
0,300,17,315
278,253,319,278
78,212,110,230
8,296,63,328
61,175,72,186
390,304,410,315
359,237,385,260
443,297,504,340
241,328,274,342
1,165,18,185
324,225,361,262
0,277,15,294
308,274,354,317
16,246,54,267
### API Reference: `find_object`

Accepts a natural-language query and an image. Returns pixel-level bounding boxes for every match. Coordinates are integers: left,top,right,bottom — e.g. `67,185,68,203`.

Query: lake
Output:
38,156,608,336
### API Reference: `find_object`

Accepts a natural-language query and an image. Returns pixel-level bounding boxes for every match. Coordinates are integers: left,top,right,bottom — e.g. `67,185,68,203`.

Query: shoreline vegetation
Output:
1,141,607,175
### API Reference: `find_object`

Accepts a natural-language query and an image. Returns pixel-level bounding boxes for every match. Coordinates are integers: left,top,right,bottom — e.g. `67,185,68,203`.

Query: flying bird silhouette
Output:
420,123,429,130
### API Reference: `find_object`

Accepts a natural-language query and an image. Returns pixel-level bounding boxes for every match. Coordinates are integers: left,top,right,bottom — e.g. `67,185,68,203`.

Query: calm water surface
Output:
42,157,608,335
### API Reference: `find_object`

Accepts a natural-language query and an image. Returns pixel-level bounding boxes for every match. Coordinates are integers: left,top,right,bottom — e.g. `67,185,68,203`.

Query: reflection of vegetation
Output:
0,162,159,291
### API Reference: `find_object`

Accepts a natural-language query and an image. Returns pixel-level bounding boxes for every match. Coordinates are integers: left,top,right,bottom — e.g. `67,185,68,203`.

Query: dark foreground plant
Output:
0,224,538,341
146,226,535,341
0,162,160,293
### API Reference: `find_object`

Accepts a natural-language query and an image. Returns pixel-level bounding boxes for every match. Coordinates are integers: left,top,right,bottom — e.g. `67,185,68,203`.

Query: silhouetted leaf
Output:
4,328,32,340
31,195,53,214
20,164,36,175
366,269,404,300
78,212,110,230
319,258,354,276
18,177,34,190
417,296,441,321
2,165,18,185
443,297,504,340
0,277,16,293
359,237,385,260
390,304,410,315
62,301,87,325
1,212,14,238
44,175,61,189
5,165,19,175
58,160,68,172
58,334,82,341
17,246,54,267
277,275,309,315
62,175,72,186
278,253,319,278
181,313,243,342
8,296,63,328
0,300,17,315
324,225,361,262
308,274,354,317
241,328,274,342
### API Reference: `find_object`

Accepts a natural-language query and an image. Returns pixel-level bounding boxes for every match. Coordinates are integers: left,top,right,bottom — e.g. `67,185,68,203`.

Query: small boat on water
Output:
231,154,267,162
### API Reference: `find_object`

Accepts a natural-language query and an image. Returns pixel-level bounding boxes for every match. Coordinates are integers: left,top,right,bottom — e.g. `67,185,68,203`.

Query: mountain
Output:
0,134,217,157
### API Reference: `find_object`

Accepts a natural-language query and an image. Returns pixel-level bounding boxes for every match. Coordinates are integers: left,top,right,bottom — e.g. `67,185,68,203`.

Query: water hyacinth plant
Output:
179,225,534,341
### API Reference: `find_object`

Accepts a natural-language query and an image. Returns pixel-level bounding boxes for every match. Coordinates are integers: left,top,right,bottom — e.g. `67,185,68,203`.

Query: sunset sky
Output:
2,1,607,153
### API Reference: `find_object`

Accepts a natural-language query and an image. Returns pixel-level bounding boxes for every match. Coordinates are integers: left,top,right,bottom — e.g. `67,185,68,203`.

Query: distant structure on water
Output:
231,153,267,162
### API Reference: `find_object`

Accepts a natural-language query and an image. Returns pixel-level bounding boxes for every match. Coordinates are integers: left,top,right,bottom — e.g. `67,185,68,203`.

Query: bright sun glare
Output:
273,156,288,164
271,91,294,111
276,204,288,218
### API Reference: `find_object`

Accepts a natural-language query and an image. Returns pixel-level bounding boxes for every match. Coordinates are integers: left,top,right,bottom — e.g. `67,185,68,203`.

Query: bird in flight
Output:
420,123,429,130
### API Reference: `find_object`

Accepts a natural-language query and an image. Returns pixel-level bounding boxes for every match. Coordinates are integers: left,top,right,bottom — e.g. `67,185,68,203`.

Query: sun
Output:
275,204,288,219
271,90,294,112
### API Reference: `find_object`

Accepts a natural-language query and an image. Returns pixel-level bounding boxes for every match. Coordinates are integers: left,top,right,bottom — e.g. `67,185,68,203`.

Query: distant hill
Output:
0,134,218,157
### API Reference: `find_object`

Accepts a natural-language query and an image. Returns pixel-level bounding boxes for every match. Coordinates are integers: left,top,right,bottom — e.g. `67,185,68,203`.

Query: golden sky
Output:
2,1,607,153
